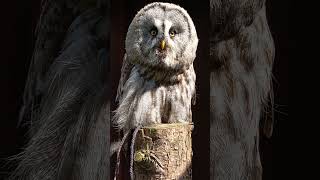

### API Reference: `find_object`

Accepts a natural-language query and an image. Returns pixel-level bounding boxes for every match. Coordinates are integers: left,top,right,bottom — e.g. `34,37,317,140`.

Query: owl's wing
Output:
116,54,133,102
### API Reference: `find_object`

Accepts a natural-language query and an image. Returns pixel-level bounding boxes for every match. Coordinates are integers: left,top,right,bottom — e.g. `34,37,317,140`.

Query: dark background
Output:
1,0,288,179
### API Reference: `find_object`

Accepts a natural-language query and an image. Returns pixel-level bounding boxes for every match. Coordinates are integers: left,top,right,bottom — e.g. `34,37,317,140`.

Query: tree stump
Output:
133,123,193,180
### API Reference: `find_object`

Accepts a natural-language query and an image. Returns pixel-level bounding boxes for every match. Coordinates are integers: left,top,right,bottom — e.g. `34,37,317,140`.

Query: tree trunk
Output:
133,123,193,180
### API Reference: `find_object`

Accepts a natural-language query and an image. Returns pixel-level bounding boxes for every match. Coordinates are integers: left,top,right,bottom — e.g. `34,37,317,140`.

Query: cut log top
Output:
133,123,193,180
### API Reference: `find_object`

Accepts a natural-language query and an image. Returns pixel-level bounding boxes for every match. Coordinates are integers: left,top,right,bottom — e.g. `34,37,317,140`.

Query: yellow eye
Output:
169,30,176,37
150,29,157,36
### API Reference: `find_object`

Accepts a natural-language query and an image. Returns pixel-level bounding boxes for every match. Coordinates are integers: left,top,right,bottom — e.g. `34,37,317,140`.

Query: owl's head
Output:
125,2,198,72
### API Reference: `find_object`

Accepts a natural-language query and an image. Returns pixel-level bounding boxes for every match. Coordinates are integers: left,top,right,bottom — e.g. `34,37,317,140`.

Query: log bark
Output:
133,123,193,180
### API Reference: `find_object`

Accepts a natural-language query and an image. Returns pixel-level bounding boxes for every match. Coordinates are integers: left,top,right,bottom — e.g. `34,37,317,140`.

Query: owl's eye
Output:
150,28,158,36
169,29,177,38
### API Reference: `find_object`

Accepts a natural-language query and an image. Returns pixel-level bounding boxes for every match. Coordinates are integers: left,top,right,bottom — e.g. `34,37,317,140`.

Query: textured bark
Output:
133,123,193,180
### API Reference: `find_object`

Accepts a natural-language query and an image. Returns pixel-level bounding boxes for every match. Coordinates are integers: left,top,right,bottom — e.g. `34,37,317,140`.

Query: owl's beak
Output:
160,40,166,50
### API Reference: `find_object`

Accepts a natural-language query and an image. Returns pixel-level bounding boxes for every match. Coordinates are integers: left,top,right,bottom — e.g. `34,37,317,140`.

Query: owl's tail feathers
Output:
112,125,142,180
110,141,122,157
113,131,131,180
129,125,142,180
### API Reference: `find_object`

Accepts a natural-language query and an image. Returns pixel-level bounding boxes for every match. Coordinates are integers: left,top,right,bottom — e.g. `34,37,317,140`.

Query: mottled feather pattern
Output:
116,54,133,102
20,0,83,131
114,2,198,132
210,2,274,180
210,0,265,42
114,65,196,131
10,4,110,180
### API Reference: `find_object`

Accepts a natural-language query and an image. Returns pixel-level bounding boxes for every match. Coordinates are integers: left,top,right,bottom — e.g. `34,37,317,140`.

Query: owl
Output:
114,2,198,133
209,0,274,179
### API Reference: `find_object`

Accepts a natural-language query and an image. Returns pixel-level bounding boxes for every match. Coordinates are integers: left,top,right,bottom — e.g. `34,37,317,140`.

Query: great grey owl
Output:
114,2,198,133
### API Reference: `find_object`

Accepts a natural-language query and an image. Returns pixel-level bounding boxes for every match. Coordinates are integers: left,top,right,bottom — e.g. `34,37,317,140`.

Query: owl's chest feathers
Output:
120,66,195,128
137,64,188,84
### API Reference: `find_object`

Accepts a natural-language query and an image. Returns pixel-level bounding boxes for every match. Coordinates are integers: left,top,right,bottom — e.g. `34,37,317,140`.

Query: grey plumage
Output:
114,2,198,133
9,1,110,179
112,5,198,177
210,0,274,179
